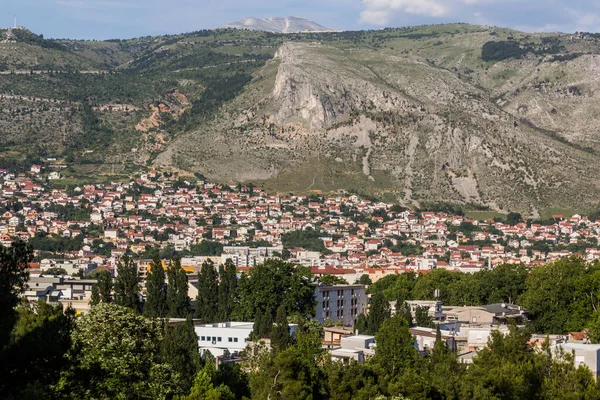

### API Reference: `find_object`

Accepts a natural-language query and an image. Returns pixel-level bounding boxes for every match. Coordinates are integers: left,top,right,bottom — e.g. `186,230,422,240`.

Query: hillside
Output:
3,24,600,213
155,25,600,214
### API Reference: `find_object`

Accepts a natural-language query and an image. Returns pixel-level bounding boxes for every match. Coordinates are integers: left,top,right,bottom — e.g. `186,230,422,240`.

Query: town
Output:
1,164,597,278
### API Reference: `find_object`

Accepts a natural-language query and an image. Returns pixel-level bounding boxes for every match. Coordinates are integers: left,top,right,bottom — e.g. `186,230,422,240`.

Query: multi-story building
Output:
220,246,283,267
314,284,368,326
194,322,255,358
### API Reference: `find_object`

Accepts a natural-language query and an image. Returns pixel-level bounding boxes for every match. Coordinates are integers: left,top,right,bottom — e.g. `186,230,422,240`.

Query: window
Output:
228,337,233,342
218,337,222,342
212,336,217,342
234,338,238,343
201,336,206,341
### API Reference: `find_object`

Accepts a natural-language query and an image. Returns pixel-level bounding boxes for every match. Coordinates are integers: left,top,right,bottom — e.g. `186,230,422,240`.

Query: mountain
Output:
3,24,600,215
222,17,333,33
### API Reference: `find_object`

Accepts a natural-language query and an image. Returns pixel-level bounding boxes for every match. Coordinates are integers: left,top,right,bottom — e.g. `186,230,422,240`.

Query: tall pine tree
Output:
113,255,140,311
167,258,190,318
144,253,166,317
195,259,218,322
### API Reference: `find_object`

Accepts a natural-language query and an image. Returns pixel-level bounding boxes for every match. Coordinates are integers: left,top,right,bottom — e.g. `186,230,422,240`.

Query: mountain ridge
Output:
222,16,333,33
3,24,600,215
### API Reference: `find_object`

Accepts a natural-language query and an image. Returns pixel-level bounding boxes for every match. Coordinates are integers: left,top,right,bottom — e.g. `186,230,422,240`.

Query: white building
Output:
314,284,368,326
220,246,283,267
194,322,254,357
552,343,600,379
330,335,376,363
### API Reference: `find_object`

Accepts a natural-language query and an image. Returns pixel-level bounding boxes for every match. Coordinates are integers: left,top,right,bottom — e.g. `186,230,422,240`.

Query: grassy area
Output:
465,210,506,221
539,207,580,220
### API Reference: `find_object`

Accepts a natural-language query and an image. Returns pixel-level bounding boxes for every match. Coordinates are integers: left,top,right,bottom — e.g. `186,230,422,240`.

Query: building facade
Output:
314,284,368,326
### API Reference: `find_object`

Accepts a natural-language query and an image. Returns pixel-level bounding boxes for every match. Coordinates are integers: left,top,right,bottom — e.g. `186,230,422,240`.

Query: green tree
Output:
271,304,291,353
373,314,418,379
217,259,238,321
0,241,32,348
235,259,315,321
184,359,234,400
45,267,68,275
113,255,140,311
0,301,74,399
414,306,433,328
167,258,189,318
248,346,324,400
460,325,541,400
319,274,349,285
195,260,219,323
145,254,166,317
355,274,373,285
366,292,390,335
162,316,202,393
395,301,413,326
355,313,368,334
90,269,113,306
521,257,600,333
57,303,180,399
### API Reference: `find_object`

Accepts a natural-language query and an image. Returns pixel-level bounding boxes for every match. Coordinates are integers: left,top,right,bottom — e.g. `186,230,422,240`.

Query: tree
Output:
355,274,373,285
0,241,32,348
0,301,74,398
394,301,413,326
251,308,273,340
248,346,324,400
162,316,202,393
145,253,166,317
521,257,600,333
90,269,112,306
373,314,418,379
195,260,218,323
414,306,433,328
184,359,234,400
217,259,238,321
355,313,368,334
58,303,180,399
235,259,315,321
366,292,390,335
460,325,541,399
45,267,68,275
506,212,522,225
271,304,291,353
319,274,348,285
113,255,140,311
167,258,190,318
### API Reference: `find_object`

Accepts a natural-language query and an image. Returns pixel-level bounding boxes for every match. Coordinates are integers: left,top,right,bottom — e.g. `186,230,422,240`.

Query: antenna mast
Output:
13,15,16,29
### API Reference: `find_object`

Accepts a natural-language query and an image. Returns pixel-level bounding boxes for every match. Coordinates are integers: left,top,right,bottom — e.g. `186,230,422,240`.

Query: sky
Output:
3,0,600,40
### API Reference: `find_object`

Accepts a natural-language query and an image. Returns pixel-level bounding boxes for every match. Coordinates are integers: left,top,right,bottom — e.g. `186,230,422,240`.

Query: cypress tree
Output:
355,312,368,334
366,292,390,335
217,259,238,321
396,300,413,326
162,316,202,393
194,259,218,322
113,255,140,311
167,258,190,318
90,284,100,306
270,304,291,352
96,270,113,304
145,253,166,317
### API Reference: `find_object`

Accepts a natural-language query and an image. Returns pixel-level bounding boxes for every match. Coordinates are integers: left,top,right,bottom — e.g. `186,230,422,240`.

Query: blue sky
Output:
3,0,600,40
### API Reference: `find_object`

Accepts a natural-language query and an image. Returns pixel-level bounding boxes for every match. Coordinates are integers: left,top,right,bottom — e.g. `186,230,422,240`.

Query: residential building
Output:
314,284,368,326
